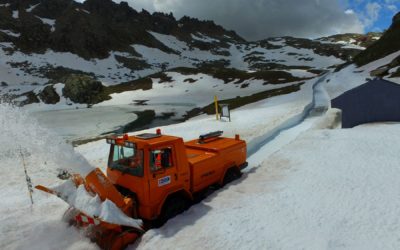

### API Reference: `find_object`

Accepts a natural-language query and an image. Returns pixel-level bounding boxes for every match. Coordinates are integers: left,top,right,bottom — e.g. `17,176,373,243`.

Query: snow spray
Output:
0,102,95,181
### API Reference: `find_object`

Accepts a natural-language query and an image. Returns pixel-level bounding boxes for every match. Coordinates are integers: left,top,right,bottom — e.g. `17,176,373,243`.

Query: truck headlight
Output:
106,138,116,144
124,141,135,148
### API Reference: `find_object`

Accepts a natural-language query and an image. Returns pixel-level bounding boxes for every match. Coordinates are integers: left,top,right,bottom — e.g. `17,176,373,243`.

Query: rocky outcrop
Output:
0,0,244,59
318,33,381,48
38,85,60,104
354,12,400,66
282,37,361,61
62,74,107,104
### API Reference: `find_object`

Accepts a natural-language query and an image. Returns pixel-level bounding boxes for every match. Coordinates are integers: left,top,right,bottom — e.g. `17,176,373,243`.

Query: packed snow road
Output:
247,71,330,158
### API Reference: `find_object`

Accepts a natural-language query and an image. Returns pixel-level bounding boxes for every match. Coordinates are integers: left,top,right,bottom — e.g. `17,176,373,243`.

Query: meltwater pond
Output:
31,103,195,143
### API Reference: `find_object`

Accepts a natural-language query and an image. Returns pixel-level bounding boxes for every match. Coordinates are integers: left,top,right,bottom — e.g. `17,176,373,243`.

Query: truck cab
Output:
106,132,191,221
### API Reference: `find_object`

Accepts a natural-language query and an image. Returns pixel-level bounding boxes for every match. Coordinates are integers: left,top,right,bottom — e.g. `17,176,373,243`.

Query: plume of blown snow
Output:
0,101,94,178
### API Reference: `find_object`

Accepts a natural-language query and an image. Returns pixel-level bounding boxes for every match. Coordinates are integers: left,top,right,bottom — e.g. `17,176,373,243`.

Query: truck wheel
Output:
158,195,189,227
223,167,241,186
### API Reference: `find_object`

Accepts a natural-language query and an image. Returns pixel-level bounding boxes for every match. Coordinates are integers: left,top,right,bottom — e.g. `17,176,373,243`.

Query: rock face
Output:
354,12,400,66
62,74,106,104
38,85,60,104
318,33,382,48
0,0,243,59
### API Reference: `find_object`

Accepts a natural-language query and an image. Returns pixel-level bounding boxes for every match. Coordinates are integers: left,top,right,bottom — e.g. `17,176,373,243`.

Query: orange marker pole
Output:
214,95,219,120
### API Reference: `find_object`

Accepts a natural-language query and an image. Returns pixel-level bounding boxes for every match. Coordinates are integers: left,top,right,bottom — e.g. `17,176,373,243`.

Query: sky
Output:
342,0,399,31
81,0,400,40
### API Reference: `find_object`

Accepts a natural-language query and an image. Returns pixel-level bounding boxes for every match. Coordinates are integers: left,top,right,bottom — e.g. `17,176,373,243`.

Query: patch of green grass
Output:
44,66,96,84
250,63,311,71
114,55,150,71
104,72,174,97
185,82,304,119
172,67,301,84
121,110,156,133
105,77,153,95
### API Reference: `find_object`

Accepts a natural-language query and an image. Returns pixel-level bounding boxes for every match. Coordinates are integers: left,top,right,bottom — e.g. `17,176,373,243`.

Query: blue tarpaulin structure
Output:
331,78,400,128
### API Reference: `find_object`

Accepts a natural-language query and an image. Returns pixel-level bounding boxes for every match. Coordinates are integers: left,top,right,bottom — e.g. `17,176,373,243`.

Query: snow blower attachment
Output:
36,168,144,250
36,130,247,249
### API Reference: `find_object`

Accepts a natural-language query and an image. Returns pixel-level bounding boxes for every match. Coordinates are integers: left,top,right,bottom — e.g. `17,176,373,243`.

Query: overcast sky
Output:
79,0,400,40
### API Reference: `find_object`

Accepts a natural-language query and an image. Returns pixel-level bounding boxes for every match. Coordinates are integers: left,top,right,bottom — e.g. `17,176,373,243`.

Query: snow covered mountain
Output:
354,12,400,79
0,0,380,142
0,0,370,109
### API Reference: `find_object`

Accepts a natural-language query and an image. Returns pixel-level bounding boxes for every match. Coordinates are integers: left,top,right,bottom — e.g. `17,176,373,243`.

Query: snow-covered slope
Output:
0,27,359,142
0,0,367,143
317,32,381,50
0,33,353,100
0,0,373,144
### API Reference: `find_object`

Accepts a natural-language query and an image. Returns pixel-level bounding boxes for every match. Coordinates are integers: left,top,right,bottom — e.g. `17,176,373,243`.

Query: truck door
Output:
148,146,179,209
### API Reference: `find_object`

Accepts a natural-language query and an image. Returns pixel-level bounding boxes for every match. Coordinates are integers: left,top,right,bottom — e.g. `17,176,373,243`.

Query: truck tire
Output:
158,194,189,227
223,167,241,186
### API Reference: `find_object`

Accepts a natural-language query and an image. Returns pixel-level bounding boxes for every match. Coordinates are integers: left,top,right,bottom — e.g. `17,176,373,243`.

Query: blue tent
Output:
331,78,400,128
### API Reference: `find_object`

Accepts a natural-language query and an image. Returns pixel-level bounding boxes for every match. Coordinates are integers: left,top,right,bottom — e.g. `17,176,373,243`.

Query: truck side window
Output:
150,147,173,172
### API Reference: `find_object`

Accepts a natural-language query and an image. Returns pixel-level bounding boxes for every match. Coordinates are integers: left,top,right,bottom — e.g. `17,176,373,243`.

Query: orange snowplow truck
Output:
36,130,247,250
107,130,247,221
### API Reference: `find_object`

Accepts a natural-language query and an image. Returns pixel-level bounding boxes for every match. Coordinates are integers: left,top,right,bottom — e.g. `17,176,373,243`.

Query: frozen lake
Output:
31,103,196,143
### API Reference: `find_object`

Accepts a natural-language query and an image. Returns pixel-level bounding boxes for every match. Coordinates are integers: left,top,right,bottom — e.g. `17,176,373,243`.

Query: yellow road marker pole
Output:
214,95,219,120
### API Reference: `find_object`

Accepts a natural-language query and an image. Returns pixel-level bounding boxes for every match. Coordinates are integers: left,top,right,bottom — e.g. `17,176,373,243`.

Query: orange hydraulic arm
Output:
84,168,133,216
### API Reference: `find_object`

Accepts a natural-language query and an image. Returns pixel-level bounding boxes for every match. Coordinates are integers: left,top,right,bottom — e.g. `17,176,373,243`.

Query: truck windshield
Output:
109,145,144,177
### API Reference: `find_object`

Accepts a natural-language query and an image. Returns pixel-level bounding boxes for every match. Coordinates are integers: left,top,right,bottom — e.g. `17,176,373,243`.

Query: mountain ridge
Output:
0,0,386,110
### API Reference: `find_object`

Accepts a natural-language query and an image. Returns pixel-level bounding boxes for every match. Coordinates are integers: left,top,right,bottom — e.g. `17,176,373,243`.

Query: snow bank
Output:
310,108,342,129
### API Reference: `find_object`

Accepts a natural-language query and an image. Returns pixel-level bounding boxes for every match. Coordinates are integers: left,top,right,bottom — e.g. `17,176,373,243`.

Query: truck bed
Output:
184,137,246,192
